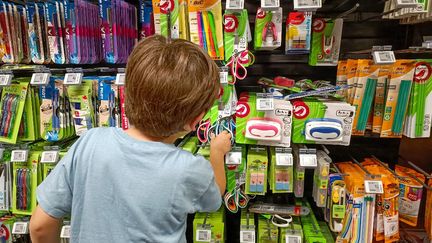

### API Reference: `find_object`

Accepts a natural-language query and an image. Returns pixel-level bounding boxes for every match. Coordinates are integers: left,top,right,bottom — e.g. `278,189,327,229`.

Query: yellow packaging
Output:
152,0,189,39
187,0,224,60
346,59,359,104
372,65,392,134
381,60,416,138
395,165,425,227
351,60,379,136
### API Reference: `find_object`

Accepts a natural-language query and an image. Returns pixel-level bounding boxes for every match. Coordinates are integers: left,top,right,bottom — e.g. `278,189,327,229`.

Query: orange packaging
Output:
346,59,359,104
337,60,348,98
372,65,392,134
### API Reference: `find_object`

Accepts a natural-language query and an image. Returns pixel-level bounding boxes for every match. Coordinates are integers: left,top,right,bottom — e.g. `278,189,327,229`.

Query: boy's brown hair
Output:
125,35,220,138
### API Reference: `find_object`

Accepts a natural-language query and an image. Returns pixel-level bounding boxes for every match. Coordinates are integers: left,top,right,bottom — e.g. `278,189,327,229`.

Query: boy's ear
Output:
184,112,205,132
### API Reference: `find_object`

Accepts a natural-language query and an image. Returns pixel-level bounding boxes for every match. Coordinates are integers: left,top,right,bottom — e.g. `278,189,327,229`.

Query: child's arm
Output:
30,206,62,243
210,131,232,195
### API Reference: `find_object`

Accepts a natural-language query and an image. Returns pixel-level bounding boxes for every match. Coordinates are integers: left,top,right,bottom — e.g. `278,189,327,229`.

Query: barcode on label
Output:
12,222,28,234
196,230,211,242
256,98,274,111
373,51,396,64
31,73,50,85
220,71,228,84
286,235,301,243
115,73,125,85
11,150,28,162
0,74,13,86
64,73,83,85
240,230,255,243
60,225,71,238
41,151,60,163
365,180,384,194
297,0,317,6
276,153,293,166
225,151,242,165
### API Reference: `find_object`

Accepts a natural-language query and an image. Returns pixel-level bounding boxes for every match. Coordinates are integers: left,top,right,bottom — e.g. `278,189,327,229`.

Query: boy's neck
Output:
125,127,179,144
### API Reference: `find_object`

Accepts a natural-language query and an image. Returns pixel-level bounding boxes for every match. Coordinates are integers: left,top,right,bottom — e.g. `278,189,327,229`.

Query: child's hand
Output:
210,131,232,155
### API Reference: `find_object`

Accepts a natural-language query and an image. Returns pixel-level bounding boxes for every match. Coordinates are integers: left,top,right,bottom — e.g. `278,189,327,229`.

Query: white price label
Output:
294,0,321,8
261,0,280,8
60,225,71,238
276,153,293,166
64,73,83,85
240,230,255,243
226,0,244,10
236,38,248,52
41,151,60,163
225,151,242,165
286,235,302,243
364,180,384,194
30,73,51,85
12,222,28,234
220,71,228,84
256,98,274,111
11,150,28,162
196,229,211,242
373,51,396,64
115,73,126,85
0,74,13,86
299,154,317,167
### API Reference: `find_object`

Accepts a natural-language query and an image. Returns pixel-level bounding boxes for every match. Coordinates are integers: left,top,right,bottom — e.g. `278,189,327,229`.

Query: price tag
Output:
256,95,274,111
299,154,317,167
294,0,322,9
220,70,228,84
30,73,51,86
225,151,242,165
226,0,244,10
12,222,28,234
11,150,29,162
196,229,211,242
276,153,293,166
261,0,280,8
64,73,83,85
372,51,396,64
364,180,384,194
60,225,71,238
286,235,301,243
0,74,13,86
115,73,126,85
41,151,60,163
240,230,255,243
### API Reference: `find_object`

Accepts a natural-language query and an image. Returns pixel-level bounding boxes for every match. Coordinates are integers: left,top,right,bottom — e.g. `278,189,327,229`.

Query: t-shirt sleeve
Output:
36,141,79,218
183,155,221,213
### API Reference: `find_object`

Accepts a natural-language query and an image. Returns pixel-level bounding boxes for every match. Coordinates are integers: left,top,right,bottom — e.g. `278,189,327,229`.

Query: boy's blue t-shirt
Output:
37,127,221,243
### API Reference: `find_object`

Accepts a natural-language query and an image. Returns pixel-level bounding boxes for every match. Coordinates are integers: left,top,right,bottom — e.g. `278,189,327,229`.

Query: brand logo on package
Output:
312,18,326,32
414,62,432,83
336,110,354,117
275,108,291,116
160,0,175,13
236,102,250,118
292,101,309,119
0,225,10,240
256,8,266,19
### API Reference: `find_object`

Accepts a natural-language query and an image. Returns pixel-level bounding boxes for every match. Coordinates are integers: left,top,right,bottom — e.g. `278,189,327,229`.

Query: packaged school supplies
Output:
404,60,432,138
235,93,293,148
0,79,29,144
193,209,225,243
245,146,268,195
99,0,138,64
309,18,343,66
372,65,391,134
285,12,312,54
381,60,416,138
97,77,120,128
313,150,330,207
395,165,425,227
188,0,224,60
139,0,155,38
336,60,348,97
269,147,293,193
291,98,355,146
66,80,96,136
257,216,278,243
254,8,282,51
45,1,68,64
350,60,379,136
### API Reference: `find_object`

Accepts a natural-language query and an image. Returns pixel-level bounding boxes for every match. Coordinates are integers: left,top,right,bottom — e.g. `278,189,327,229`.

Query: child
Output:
30,35,231,243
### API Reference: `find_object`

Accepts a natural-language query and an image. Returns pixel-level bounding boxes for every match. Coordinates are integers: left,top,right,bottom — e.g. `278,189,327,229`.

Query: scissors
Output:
224,173,249,213
224,15,254,84
196,117,235,144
